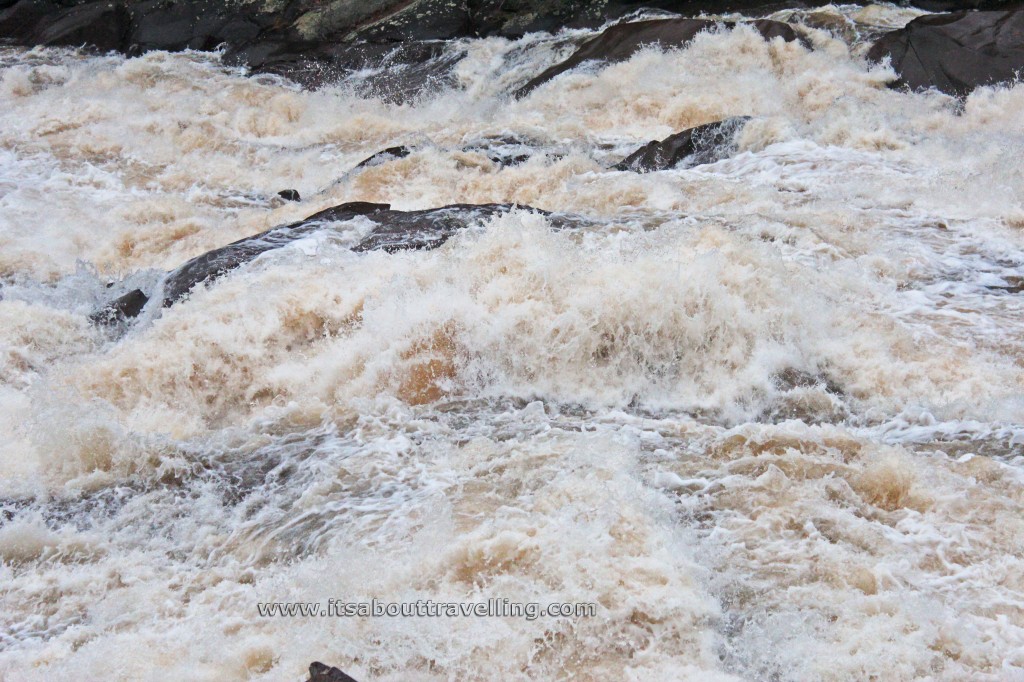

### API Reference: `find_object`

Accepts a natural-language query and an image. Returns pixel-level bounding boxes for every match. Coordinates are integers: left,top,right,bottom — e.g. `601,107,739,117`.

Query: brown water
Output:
1,4,1023,680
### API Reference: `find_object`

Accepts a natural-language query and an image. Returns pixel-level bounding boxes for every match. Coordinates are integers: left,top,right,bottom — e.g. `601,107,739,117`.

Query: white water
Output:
1,4,1023,680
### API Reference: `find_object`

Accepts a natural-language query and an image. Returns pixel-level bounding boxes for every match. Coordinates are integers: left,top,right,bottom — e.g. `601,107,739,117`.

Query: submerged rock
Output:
308,662,359,682
89,288,149,325
514,17,801,97
354,145,413,169
230,40,466,101
277,189,301,202
463,135,542,167
350,203,539,253
161,201,390,306
614,117,751,172
349,136,544,174
156,202,554,307
867,10,1024,97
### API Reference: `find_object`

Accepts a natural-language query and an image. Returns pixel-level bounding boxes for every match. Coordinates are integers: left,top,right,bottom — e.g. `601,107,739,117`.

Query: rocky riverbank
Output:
3,0,1024,97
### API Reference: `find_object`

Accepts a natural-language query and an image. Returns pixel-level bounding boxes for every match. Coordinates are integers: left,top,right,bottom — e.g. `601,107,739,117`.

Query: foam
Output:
1,7,1024,678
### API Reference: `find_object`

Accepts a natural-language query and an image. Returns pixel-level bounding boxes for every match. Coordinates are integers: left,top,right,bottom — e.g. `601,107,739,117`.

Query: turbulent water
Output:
1,4,1024,680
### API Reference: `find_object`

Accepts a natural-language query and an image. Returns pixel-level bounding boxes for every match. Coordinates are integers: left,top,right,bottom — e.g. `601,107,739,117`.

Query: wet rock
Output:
514,17,802,97
867,10,1024,97
277,189,301,202
350,203,541,253
159,202,554,306
614,117,751,172
33,1,131,51
350,137,544,174
463,135,540,167
0,1,55,40
231,40,466,102
161,201,390,306
0,0,271,54
354,145,412,169
2,0,1016,66
308,662,359,682
89,288,149,325
908,0,1020,9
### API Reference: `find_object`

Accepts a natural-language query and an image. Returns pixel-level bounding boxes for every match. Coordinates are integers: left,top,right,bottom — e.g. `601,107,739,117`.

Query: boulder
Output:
349,136,542,173
463,135,540,166
308,662,359,682
277,189,301,202
867,9,1024,97
89,288,149,325
34,1,131,51
156,202,558,307
0,0,278,53
2,0,1019,64
350,203,535,253
513,18,802,97
160,201,390,306
354,145,412,169
614,116,751,172
0,1,62,40
228,40,465,101
906,0,1019,9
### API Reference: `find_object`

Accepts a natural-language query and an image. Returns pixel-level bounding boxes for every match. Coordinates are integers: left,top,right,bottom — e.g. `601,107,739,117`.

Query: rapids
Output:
1,4,1023,680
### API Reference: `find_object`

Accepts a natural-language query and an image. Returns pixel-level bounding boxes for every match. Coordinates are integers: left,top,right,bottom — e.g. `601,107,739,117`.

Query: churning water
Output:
1,4,1023,680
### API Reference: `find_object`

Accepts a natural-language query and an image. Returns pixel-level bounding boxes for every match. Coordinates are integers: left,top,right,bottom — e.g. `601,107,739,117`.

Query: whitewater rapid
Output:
1,4,1023,680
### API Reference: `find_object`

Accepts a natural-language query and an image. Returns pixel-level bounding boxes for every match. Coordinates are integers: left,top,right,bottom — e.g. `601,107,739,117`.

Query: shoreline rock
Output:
3,0,1014,71
868,9,1024,97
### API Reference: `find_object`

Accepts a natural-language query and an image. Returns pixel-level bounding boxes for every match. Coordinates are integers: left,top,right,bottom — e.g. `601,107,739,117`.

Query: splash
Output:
1,5,1023,680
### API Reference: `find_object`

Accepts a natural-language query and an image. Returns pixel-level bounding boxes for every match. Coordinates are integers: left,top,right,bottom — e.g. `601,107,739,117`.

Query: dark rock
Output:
350,203,539,253
2,0,1019,68
514,18,801,97
867,10,1024,97
350,137,543,173
906,0,1020,10
230,40,466,102
0,0,61,40
351,0,473,42
614,116,751,172
161,201,390,306
159,202,558,306
89,288,149,325
34,1,131,51
308,661,359,682
277,189,301,202
354,145,412,169
463,135,540,167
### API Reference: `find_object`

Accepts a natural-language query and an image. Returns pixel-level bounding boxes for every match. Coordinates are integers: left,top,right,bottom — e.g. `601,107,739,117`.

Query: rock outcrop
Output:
868,9,1024,97
513,18,801,97
354,145,413,169
614,117,751,172
0,0,818,58
160,200,391,306
90,201,562,321
5,0,1021,98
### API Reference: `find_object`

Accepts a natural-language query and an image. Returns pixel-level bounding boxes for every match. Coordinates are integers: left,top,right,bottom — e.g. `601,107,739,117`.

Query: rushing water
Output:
1,4,1023,680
